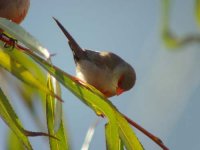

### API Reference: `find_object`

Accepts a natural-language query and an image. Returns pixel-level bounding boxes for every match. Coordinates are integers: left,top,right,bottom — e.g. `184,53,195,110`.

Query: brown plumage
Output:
53,18,136,97
0,0,30,24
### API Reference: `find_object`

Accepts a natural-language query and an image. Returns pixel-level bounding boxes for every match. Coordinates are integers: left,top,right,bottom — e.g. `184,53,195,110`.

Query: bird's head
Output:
116,64,136,95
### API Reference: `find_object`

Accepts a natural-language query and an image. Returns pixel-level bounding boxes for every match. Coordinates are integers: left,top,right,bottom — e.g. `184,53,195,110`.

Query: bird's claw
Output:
0,33,17,50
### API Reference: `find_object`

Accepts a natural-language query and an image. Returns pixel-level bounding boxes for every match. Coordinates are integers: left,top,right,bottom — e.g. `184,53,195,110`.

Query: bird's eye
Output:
118,74,125,87
116,75,125,95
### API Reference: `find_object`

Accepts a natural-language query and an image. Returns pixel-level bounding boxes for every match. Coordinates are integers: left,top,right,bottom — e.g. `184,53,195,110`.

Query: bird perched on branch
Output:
53,18,136,97
0,0,30,24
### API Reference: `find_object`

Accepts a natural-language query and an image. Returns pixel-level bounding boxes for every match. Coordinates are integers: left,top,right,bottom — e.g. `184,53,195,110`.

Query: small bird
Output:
53,18,136,97
0,0,30,24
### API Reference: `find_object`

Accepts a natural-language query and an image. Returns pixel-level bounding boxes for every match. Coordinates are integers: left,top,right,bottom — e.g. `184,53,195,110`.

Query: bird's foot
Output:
0,33,17,50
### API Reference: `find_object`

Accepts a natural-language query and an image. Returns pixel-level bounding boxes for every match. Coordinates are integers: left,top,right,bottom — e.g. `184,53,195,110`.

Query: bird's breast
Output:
76,59,117,96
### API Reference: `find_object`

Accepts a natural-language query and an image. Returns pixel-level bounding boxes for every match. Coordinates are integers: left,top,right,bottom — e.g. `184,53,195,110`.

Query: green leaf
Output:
0,86,58,145
161,0,180,48
0,17,49,58
161,30,180,48
2,39,46,109
4,43,46,82
46,75,69,150
0,48,62,102
195,0,200,27
6,130,25,150
117,113,143,150
0,87,33,150
161,0,170,31
161,0,200,48
105,122,120,150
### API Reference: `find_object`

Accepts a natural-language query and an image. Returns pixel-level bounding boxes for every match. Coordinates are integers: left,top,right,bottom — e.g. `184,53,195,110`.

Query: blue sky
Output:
1,0,200,150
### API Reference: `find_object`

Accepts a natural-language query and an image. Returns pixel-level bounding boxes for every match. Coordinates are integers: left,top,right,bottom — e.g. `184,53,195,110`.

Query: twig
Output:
123,114,169,150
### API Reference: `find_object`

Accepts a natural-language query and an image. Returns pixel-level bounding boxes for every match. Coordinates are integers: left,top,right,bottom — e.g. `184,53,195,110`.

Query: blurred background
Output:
0,0,200,149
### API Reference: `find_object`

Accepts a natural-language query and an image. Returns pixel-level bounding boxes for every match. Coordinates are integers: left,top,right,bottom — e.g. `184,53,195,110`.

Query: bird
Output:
0,0,30,48
0,0,30,24
53,18,136,97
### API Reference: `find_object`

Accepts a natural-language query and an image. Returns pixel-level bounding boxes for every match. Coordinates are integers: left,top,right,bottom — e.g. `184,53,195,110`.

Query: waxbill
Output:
53,18,136,97
0,0,30,24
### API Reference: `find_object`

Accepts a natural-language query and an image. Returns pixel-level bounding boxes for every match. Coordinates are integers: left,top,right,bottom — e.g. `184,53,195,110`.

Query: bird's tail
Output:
53,17,85,61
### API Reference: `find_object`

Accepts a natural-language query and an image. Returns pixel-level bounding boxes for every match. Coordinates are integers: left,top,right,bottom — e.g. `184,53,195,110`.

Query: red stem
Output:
123,114,169,150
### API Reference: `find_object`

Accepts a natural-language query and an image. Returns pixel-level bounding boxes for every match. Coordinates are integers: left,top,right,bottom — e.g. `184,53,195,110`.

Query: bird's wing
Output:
84,49,124,71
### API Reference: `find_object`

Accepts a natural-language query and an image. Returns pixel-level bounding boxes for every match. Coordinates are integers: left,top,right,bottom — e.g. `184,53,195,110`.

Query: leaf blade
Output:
117,113,143,150
0,17,49,58
195,0,200,27
105,122,120,150
46,75,69,150
0,87,33,150
0,48,62,102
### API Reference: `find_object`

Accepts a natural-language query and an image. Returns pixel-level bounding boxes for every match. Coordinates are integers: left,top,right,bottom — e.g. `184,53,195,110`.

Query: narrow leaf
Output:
161,0,200,48
0,48,62,102
6,130,25,150
161,0,180,48
117,113,143,150
0,17,50,58
105,122,120,150
195,0,200,27
0,87,33,150
46,75,69,150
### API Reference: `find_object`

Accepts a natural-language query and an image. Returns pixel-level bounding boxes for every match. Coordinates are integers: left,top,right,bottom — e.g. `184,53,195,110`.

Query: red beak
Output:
116,87,124,95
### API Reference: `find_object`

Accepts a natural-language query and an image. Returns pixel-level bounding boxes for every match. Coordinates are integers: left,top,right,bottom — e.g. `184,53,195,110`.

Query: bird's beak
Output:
116,87,124,95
